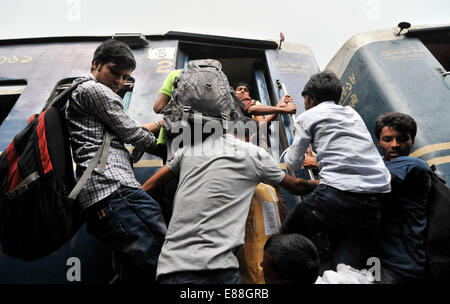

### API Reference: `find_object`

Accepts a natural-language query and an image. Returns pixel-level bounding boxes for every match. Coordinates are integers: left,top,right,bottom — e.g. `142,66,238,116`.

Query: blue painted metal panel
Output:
265,49,320,145
125,40,178,183
0,42,99,150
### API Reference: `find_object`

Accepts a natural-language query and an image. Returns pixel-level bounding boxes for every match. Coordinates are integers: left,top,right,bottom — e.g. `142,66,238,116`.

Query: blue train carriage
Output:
0,32,319,283
325,23,450,185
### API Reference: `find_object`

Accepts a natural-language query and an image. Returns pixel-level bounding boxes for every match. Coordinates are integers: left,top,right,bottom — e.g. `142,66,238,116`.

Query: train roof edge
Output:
324,23,450,77
0,31,281,49
0,31,323,59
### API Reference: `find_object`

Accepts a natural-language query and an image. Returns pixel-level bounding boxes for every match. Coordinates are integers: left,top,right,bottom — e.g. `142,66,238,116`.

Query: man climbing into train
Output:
373,112,432,284
65,39,167,284
150,71,297,224
142,117,319,284
281,70,391,270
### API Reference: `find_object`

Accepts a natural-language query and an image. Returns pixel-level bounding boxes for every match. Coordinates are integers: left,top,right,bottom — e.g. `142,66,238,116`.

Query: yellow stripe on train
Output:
410,142,450,158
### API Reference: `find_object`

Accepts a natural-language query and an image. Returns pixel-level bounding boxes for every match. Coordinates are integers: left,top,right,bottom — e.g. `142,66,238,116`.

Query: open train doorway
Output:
172,34,284,154
175,37,277,112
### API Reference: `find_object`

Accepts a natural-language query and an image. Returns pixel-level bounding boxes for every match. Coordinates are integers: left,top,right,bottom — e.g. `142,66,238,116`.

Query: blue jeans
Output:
158,268,242,284
281,184,382,270
86,187,167,284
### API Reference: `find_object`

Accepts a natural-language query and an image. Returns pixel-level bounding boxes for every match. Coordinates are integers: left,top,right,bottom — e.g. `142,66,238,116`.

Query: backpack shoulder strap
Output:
48,78,91,110
67,131,111,200
230,90,247,112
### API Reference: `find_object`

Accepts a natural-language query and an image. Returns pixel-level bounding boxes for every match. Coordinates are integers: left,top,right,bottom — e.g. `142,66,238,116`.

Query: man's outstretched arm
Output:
247,94,296,116
153,93,170,114
142,119,163,135
279,174,319,195
142,165,174,197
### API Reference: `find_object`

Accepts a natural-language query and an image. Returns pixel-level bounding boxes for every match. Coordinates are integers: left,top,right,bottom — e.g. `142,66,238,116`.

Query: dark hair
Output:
264,233,320,284
374,112,417,140
301,70,342,104
234,81,251,92
91,39,136,72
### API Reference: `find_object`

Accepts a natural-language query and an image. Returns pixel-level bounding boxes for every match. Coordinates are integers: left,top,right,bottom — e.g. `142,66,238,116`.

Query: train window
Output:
45,77,136,110
422,41,450,71
407,27,450,71
0,80,27,125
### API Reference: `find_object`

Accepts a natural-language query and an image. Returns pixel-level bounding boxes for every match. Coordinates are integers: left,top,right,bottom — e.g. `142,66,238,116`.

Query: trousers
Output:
86,186,167,283
281,184,382,270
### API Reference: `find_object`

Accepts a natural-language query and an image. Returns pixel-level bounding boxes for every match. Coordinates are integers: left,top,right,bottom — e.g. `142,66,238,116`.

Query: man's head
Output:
301,70,342,110
375,112,417,161
91,39,136,93
262,233,320,284
234,81,252,101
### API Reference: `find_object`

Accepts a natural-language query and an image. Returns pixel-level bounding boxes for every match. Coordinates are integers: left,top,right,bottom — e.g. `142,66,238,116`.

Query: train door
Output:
175,39,288,156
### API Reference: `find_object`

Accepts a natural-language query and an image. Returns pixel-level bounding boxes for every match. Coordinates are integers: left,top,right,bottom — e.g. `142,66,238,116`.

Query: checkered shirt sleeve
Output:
66,76,155,210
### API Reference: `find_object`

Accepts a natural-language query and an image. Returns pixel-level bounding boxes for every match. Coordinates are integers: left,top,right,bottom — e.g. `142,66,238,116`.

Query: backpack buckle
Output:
6,191,16,200
6,182,30,200
221,113,230,130
181,106,191,127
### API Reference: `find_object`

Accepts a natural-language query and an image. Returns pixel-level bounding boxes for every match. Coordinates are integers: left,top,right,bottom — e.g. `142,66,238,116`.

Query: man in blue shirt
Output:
374,112,432,284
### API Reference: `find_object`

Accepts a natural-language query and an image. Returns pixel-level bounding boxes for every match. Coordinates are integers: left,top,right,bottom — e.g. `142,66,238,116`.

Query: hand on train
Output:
303,147,318,168
278,94,294,105
278,94,296,114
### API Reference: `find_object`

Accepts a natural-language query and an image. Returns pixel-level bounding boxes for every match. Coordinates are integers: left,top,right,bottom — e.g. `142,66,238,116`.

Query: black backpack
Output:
426,165,450,283
0,78,110,261
161,59,246,139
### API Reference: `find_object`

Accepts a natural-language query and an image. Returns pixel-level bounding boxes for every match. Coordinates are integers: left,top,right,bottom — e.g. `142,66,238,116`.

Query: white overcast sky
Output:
0,0,449,69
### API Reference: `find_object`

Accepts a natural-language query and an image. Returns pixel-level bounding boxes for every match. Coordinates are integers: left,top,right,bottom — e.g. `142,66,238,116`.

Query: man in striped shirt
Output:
66,39,166,284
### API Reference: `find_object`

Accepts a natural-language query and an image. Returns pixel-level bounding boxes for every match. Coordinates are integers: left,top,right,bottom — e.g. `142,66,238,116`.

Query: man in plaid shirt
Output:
66,39,167,284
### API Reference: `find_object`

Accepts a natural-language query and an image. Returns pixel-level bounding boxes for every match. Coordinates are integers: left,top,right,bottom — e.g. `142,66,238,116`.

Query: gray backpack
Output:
162,59,245,139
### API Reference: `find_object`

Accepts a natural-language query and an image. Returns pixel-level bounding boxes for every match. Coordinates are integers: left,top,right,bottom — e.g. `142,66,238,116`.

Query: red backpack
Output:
0,78,110,261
